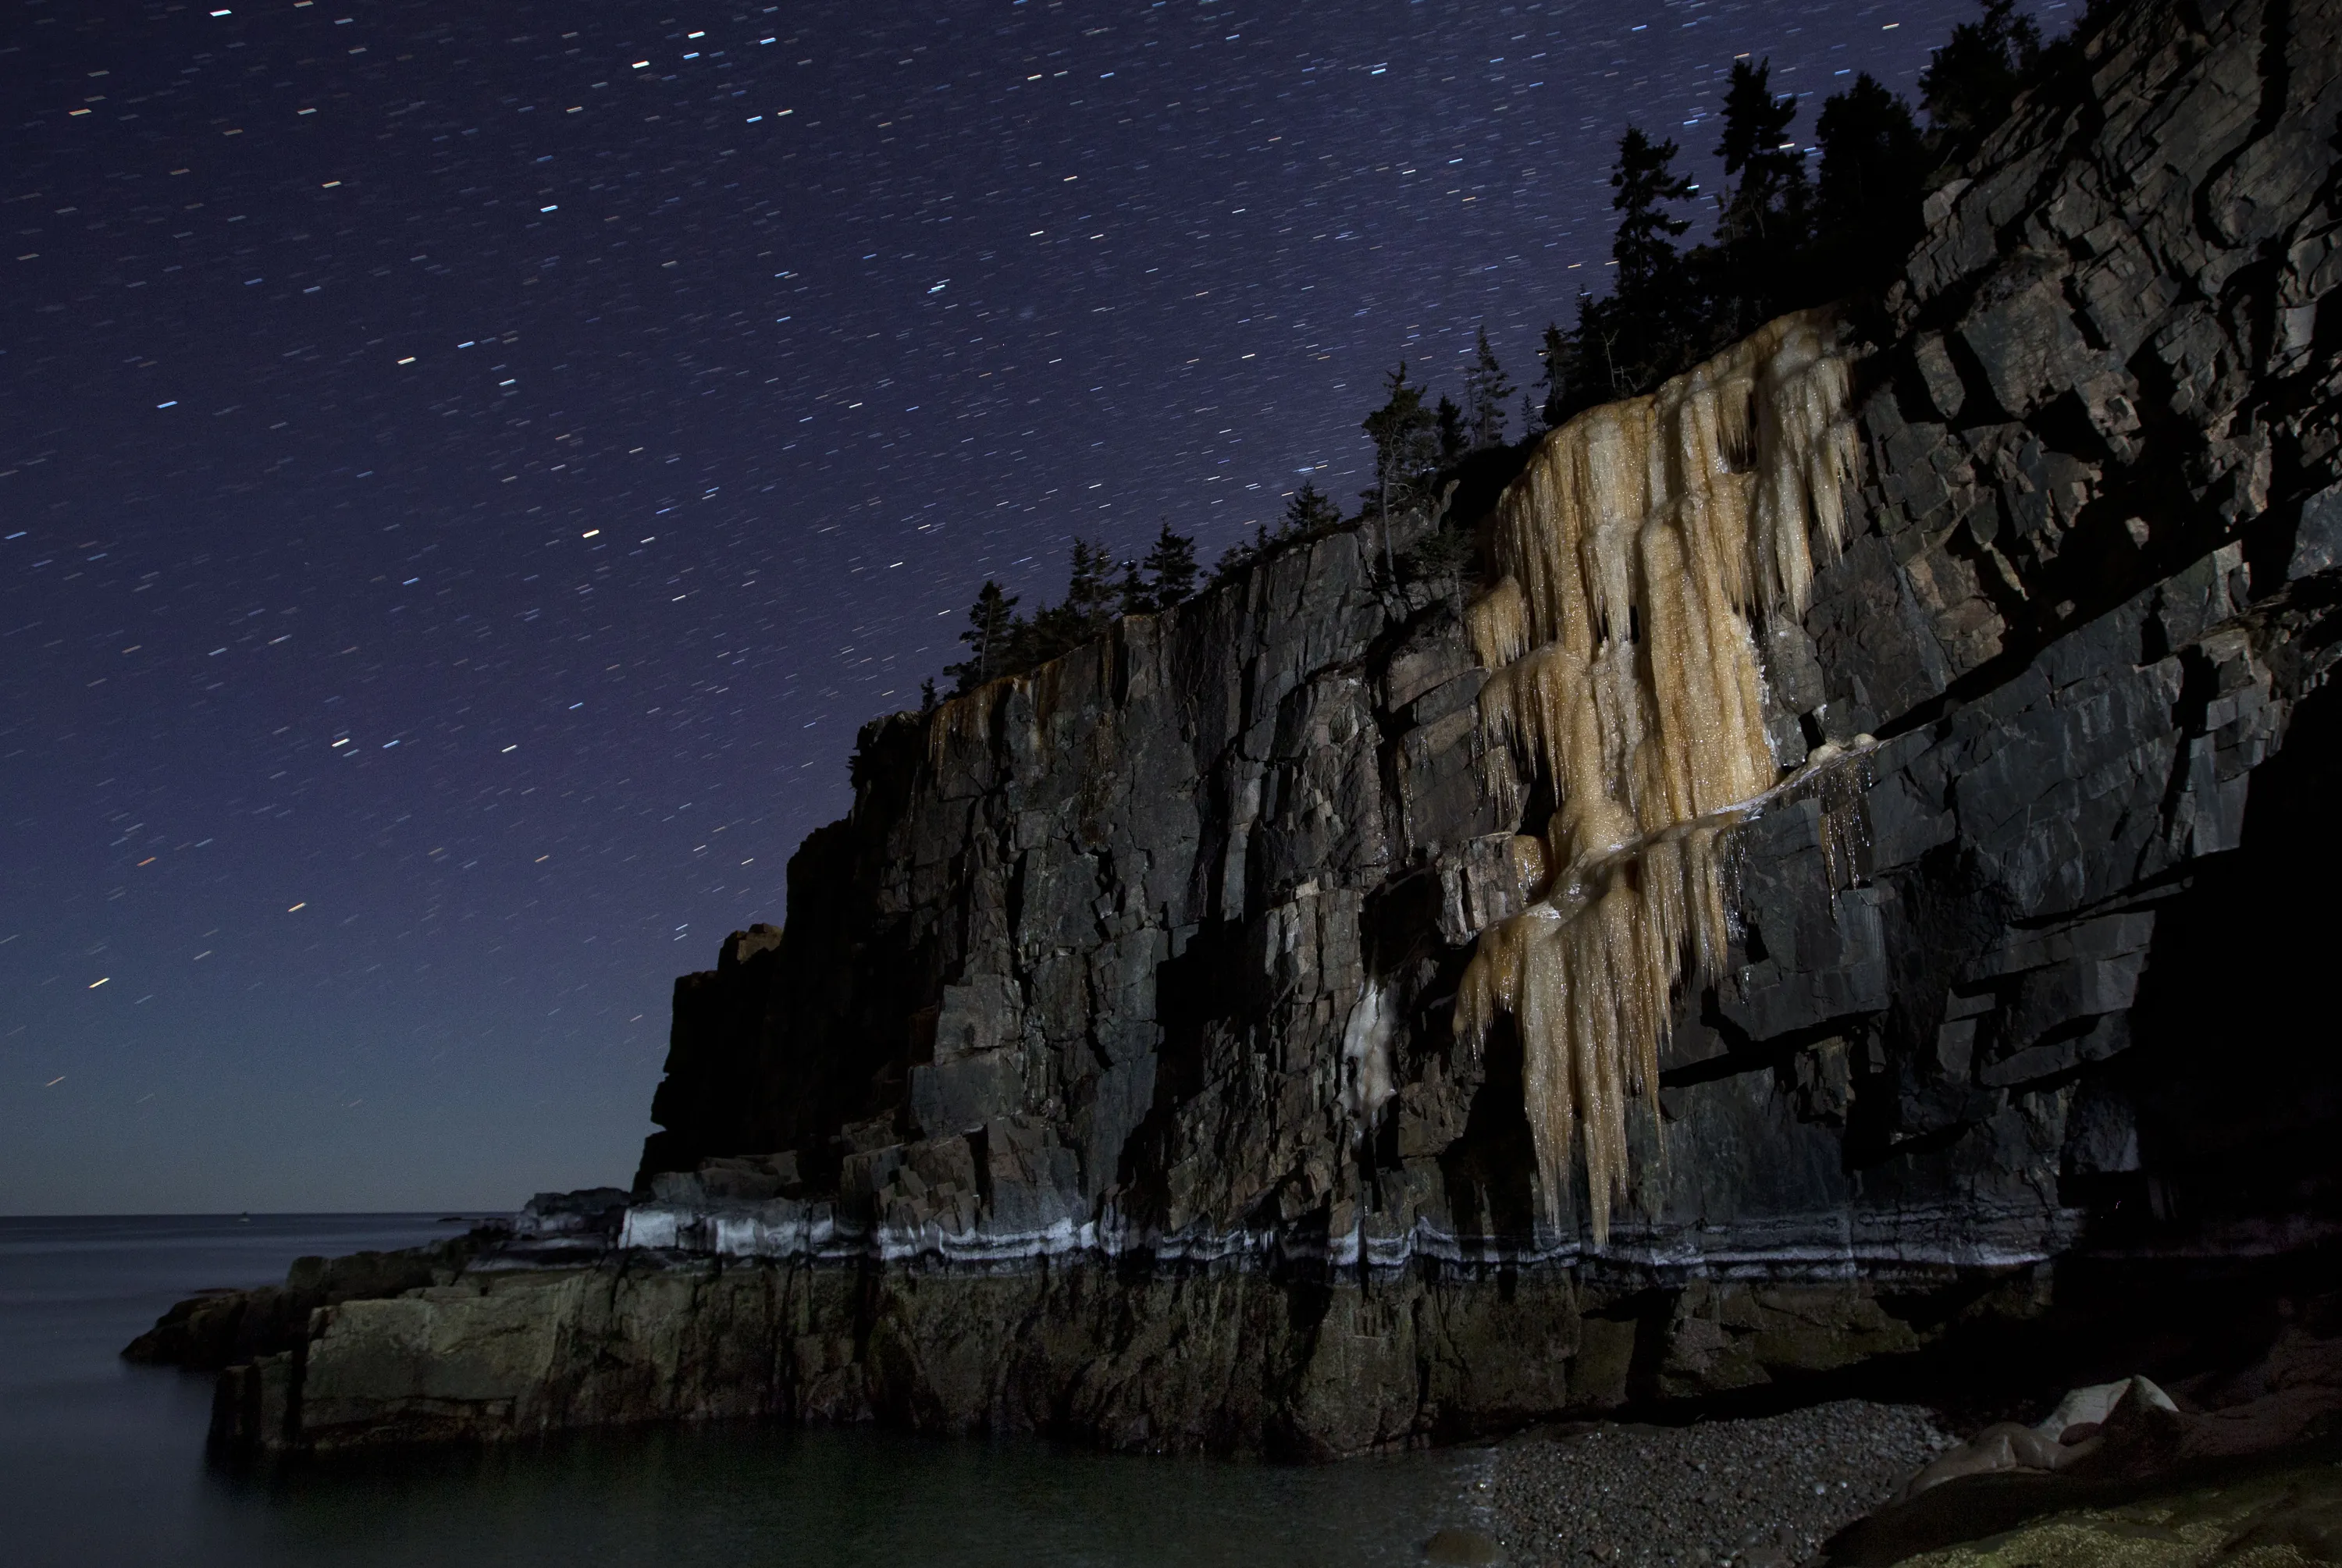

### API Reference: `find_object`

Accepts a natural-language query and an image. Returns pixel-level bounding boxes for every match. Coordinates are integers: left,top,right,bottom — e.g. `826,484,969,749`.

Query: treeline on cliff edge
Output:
932,0,2088,703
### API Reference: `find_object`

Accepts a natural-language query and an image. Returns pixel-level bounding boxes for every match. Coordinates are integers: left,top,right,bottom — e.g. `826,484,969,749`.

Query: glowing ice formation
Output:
1457,309,1860,1246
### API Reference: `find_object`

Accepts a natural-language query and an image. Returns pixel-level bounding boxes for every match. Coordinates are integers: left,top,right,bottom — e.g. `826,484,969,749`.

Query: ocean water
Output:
0,1214,1493,1566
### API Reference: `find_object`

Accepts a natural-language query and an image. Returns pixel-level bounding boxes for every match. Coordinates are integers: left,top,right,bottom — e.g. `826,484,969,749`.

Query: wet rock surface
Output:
120,1234,485,1373
1841,1452,2342,1568
1822,1299,2342,1565
1486,1403,1955,1568
632,0,2342,1294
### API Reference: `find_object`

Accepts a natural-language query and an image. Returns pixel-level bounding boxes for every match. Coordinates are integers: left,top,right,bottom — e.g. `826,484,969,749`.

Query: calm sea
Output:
0,1214,1492,1566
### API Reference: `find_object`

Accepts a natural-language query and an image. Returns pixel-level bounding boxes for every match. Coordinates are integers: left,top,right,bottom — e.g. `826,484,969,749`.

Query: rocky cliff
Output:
183,0,2342,1457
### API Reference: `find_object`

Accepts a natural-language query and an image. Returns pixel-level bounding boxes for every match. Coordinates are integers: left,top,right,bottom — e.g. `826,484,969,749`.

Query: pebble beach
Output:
1481,1400,1957,1567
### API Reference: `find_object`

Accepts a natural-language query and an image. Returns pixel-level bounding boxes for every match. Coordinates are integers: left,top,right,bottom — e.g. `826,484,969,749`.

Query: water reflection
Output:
225,1422,1487,1568
2,1215,1489,1567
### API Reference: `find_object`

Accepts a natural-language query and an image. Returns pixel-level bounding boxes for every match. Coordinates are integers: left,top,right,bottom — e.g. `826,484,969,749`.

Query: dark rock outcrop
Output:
124,1233,500,1450
164,0,2342,1456
122,1237,487,1373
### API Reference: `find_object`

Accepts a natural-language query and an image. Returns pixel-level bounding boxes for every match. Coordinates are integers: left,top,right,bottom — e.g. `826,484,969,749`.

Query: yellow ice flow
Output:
1457,309,1860,1246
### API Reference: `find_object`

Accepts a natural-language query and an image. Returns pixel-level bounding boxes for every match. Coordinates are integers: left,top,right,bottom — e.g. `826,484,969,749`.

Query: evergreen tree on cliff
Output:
1812,73,1928,296
1585,126,1696,393
1362,362,1440,576
1920,0,2046,148
1462,327,1513,450
1714,59,1808,244
1536,315,1587,428
1610,126,1695,302
1362,363,1437,522
1710,58,1811,338
1435,393,1468,467
1283,479,1340,535
1138,522,1198,609
1067,538,1116,627
1017,537,1116,665
945,580,1020,694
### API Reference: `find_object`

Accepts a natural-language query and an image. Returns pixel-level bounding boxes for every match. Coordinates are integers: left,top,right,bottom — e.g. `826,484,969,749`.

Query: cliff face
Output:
643,0,2340,1268
205,0,2342,1456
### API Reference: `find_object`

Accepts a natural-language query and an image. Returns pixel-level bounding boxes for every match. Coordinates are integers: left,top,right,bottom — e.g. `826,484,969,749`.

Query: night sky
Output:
2,0,2052,1214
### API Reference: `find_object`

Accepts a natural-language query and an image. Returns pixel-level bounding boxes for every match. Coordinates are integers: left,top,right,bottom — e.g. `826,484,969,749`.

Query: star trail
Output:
0,0,2052,1211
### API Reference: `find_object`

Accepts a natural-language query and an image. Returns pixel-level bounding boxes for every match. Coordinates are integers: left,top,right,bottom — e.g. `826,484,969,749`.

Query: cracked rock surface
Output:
167,0,2342,1459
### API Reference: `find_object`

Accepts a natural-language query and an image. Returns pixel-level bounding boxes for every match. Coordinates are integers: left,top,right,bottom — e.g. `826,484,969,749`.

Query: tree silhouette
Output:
1283,480,1341,536
1139,522,1198,608
1813,73,1927,296
1435,393,1468,467
945,580,1021,694
1462,327,1514,450
1361,362,1440,578
1014,537,1116,665
1063,537,1116,628
1705,58,1813,338
1920,0,2044,148
1536,318,1582,428
1715,58,1808,245
1609,126,1695,302
1600,126,1699,386
1361,362,1437,523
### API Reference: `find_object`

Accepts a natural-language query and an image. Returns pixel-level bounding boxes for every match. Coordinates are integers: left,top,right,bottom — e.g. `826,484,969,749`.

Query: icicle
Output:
1456,308,1861,1246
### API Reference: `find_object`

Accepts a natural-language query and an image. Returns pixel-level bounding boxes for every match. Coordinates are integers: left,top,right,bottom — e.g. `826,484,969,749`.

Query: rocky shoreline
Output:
177,1223,2023,1458
126,1227,2342,1565
1486,1402,1956,1568
119,0,2342,1518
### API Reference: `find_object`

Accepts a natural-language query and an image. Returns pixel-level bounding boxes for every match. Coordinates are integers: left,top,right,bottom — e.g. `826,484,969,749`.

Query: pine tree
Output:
1715,58,1808,246
1209,521,1278,586
1919,0,2043,148
1139,523,1198,608
1012,537,1116,667
1062,537,1116,631
1361,362,1438,525
1283,479,1340,536
1119,558,1151,616
1435,393,1468,467
1575,286,1627,400
945,580,1020,694
1609,126,1695,302
1813,73,1927,295
1707,59,1812,338
1536,319,1579,428
1462,327,1514,450
1817,73,1925,225
1605,126,1698,387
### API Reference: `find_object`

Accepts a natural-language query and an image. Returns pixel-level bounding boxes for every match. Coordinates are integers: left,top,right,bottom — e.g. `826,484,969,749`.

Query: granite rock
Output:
183,0,2342,1457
